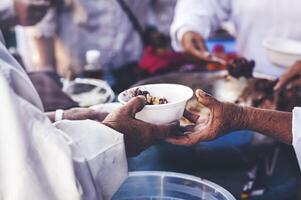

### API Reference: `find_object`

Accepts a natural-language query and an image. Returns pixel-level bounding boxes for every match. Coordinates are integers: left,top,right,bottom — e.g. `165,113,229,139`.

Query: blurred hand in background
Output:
181,31,226,65
274,60,301,91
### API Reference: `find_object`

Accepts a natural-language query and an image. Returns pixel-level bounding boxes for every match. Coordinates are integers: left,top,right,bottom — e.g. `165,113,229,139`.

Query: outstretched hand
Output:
166,89,246,146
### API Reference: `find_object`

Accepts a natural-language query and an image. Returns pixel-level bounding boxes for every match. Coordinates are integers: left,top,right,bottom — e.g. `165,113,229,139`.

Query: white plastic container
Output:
118,84,193,125
63,78,115,107
263,38,301,68
112,171,236,200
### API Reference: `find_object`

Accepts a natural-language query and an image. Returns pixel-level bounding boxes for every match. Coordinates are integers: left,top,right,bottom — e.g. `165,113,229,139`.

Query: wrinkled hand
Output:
274,60,301,91
166,89,246,146
182,31,219,63
63,108,108,122
14,0,51,26
102,96,180,157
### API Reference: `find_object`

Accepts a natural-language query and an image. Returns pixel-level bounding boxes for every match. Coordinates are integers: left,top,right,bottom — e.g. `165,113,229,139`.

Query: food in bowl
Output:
118,84,193,125
131,88,168,105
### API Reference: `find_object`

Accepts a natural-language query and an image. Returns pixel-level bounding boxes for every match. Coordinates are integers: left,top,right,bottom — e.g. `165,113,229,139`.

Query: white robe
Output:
292,108,301,169
0,36,127,200
170,0,301,77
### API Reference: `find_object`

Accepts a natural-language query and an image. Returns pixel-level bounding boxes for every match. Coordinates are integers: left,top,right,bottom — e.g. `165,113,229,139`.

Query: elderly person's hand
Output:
274,60,301,91
166,89,246,146
102,96,180,157
14,0,51,26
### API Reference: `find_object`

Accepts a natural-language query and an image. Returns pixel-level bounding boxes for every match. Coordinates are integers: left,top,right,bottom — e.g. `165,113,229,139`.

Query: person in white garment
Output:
166,60,301,167
170,0,301,77
24,0,177,80
0,30,178,199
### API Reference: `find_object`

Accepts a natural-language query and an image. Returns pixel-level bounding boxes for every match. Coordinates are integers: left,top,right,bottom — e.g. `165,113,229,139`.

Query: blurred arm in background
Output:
0,0,51,28
170,0,231,61
29,9,57,71
274,61,301,91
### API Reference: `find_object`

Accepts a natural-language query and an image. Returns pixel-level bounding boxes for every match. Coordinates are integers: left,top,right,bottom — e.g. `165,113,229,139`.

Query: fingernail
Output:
195,89,204,98
203,52,210,57
137,95,147,103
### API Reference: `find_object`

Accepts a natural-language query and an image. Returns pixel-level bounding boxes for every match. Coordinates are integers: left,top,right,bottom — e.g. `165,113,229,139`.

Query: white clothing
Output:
149,0,177,35
292,107,301,169
0,0,15,28
0,38,127,199
171,0,301,77
25,0,176,74
28,0,149,74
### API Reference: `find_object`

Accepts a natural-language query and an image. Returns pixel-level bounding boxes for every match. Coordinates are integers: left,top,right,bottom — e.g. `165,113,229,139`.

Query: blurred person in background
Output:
23,0,177,91
171,0,301,77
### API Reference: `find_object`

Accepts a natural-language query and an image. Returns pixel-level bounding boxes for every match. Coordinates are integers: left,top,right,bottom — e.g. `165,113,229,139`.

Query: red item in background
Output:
138,44,239,74
207,44,238,71
138,46,191,74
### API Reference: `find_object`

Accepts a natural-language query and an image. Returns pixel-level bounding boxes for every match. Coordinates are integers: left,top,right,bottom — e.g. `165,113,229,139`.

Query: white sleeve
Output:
0,74,81,200
292,107,301,170
170,0,232,51
54,120,128,200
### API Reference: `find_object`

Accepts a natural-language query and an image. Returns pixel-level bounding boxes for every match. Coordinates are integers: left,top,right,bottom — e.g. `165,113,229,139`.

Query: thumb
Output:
195,89,217,108
193,34,207,52
122,96,146,117
274,75,292,91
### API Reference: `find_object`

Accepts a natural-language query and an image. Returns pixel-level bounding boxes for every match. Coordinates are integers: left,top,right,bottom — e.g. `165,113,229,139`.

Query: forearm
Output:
33,36,56,70
243,107,292,145
46,111,55,122
46,108,109,123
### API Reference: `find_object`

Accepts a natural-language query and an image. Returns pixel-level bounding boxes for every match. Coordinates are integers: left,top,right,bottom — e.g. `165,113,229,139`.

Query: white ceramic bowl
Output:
118,84,193,125
263,38,301,68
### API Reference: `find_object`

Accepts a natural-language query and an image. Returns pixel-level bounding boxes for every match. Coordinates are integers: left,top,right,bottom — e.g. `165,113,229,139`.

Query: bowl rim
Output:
263,38,301,56
127,171,236,200
118,83,194,110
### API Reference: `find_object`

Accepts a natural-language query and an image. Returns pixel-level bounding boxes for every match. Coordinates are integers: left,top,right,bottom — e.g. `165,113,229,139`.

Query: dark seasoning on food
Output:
130,88,169,105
